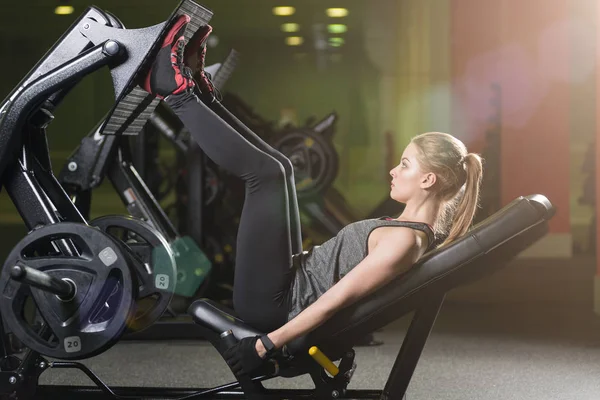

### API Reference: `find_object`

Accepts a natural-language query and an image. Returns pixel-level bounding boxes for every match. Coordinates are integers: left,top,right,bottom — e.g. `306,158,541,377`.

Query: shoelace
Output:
196,47,223,102
172,38,196,95
203,71,223,102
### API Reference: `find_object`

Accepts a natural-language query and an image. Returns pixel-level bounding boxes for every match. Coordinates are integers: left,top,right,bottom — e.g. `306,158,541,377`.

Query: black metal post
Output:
381,295,445,399
186,142,205,246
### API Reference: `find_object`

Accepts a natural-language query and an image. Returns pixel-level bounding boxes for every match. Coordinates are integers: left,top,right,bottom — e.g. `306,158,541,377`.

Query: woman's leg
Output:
166,92,293,332
207,100,303,255
185,25,303,254
143,16,292,331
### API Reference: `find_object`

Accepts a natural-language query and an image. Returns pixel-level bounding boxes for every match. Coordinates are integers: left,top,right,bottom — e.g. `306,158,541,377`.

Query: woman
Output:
143,15,483,376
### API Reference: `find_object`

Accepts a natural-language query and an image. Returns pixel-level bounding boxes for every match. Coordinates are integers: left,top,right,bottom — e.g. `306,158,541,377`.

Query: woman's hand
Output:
223,336,267,375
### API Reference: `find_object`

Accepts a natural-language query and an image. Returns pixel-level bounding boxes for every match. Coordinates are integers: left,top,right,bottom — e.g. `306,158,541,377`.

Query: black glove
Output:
223,336,266,375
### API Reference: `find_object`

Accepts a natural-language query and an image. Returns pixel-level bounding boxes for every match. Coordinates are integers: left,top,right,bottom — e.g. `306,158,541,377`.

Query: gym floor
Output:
31,256,600,400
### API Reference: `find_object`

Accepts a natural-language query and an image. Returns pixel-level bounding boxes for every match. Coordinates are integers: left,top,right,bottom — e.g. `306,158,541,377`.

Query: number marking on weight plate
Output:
99,247,118,267
155,274,169,289
64,336,82,353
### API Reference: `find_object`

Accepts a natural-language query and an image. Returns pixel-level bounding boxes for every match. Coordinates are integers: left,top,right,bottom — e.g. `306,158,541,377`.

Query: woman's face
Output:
389,143,427,203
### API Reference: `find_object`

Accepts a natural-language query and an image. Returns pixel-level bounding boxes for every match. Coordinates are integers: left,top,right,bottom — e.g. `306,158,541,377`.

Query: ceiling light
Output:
55,5,74,15
281,23,300,33
329,37,345,47
326,8,349,18
286,36,304,46
273,6,296,16
327,24,347,34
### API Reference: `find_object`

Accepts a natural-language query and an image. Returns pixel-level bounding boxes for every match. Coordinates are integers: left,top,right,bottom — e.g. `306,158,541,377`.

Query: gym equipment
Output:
0,0,212,364
70,56,241,341
20,194,553,399
220,96,404,244
188,195,555,399
130,48,240,207
57,19,242,307
59,114,212,301
273,124,339,200
128,54,240,303
277,113,404,232
0,223,135,360
57,30,240,304
89,216,177,331
221,93,278,143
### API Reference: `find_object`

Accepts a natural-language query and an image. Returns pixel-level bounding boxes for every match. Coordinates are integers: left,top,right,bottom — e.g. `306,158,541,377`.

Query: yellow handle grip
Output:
308,346,339,376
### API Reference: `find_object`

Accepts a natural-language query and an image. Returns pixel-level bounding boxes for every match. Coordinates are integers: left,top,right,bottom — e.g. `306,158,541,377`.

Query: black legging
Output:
166,92,300,332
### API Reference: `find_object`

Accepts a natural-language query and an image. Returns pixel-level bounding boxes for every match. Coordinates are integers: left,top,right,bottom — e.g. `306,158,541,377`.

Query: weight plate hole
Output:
21,296,59,348
56,278,77,303
21,235,90,259
88,270,124,324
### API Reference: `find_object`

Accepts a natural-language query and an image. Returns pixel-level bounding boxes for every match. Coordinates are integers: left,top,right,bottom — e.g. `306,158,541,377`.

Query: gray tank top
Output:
287,218,435,321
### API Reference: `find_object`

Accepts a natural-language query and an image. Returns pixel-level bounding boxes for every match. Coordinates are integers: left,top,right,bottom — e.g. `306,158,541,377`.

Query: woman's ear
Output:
421,172,436,189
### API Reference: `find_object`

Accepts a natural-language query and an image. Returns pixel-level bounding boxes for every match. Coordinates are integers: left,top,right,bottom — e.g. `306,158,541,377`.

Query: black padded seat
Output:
189,194,554,358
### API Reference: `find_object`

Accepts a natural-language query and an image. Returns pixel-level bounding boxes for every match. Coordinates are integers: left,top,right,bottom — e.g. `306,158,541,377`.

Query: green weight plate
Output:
171,235,212,297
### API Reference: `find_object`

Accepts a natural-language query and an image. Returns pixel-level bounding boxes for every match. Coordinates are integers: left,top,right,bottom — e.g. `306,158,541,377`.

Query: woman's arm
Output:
256,227,423,356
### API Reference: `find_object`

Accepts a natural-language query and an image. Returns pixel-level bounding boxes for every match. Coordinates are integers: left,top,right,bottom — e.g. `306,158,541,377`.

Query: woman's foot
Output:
142,14,195,99
184,25,216,98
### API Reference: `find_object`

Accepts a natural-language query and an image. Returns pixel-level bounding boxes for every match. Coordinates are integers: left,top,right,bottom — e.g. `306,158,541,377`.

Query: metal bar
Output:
107,145,179,241
58,122,108,192
4,146,79,256
0,311,10,358
0,41,122,181
381,295,445,400
185,142,205,246
49,362,120,398
5,147,62,229
148,105,189,153
0,7,111,104
46,363,277,399
29,141,87,225
34,385,383,399
10,265,75,299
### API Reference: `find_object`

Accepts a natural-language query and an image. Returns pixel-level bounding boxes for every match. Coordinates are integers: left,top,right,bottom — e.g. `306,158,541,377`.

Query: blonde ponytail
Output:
439,153,483,247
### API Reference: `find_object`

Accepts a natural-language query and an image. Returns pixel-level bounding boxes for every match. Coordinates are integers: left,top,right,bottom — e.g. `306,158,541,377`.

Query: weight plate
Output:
273,129,338,199
170,236,212,298
90,215,177,332
0,223,135,360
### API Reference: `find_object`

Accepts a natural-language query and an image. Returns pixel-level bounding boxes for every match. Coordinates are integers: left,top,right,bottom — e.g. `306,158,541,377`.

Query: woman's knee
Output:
260,149,295,180
276,156,295,181
256,156,287,183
